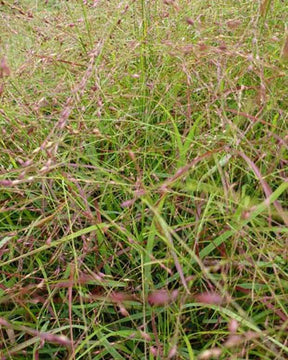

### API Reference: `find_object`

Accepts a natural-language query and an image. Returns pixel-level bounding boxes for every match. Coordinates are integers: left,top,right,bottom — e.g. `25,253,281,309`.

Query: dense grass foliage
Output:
0,0,287,359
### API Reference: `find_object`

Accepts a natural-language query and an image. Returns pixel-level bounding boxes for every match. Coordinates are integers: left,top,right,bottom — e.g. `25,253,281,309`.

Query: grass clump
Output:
0,0,287,359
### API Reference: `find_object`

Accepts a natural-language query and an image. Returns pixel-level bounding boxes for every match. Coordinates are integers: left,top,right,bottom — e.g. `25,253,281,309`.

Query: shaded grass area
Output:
0,0,288,359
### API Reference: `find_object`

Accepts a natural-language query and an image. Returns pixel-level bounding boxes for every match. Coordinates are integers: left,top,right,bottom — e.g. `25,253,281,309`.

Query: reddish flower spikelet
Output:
0,57,10,77
148,289,178,306
0,180,13,187
118,305,129,317
110,292,128,303
121,198,136,208
228,319,238,333
168,345,177,358
226,19,242,29
195,291,223,305
150,346,158,357
199,347,222,359
140,331,152,342
186,17,194,25
225,334,243,348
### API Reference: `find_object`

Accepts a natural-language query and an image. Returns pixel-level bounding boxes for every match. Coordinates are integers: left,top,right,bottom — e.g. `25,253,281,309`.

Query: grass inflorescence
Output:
0,0,287,359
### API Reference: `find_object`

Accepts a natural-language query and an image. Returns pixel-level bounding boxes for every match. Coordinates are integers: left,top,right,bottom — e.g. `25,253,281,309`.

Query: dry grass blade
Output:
260,0,272,17
281,35,288,60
